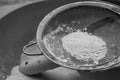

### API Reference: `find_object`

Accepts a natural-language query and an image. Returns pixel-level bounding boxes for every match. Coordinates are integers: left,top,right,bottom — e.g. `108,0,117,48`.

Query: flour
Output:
62,31,107,64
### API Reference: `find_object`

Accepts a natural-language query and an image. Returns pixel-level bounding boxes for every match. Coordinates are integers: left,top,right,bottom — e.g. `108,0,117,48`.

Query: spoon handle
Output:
82,17,115,33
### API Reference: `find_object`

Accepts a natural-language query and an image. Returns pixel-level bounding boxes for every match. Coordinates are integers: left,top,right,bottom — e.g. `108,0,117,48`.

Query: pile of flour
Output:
62,31,107,64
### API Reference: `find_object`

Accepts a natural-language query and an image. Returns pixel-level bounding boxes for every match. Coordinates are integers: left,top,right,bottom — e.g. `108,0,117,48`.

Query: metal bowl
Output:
37,1,120,71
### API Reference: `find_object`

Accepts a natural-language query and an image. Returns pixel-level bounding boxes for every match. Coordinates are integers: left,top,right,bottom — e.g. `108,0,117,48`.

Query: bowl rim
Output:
36,1,120,70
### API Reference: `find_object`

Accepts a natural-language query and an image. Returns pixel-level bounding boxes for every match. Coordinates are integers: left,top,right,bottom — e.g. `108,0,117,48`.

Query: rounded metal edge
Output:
23,41,43,56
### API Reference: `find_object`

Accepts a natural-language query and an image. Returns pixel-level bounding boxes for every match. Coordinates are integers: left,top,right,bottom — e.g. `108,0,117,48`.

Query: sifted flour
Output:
62,31,107,64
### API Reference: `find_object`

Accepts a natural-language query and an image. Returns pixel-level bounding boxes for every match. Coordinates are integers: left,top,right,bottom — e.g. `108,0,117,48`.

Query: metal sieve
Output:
36,1,120,71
